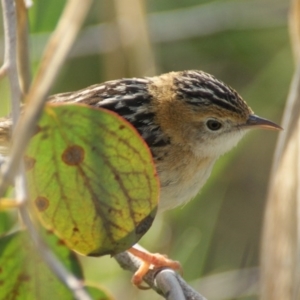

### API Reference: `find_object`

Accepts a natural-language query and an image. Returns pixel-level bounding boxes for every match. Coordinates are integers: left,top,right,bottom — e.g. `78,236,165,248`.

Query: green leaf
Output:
0,211,16,236
26,103,158,256
0,230,112,300
0,187,18,236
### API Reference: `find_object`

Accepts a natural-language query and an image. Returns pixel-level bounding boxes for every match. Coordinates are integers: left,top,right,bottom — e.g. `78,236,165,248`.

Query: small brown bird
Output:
48,70,282,286
0,70,281,286
48,70,281,210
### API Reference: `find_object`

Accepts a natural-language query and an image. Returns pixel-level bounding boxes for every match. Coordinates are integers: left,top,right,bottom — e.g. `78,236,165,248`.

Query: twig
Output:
15,0,31,95
260,0,300,299
1,0,21,124
0,0,92,195
16,166,91,300
0,62,8,79
19,199,92,300
113,0,157,77
155,270,186,300
0,0,93,299
114,251,207,300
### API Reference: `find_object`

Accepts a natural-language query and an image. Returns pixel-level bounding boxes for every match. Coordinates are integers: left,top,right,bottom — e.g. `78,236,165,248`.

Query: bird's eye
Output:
206,120,222,131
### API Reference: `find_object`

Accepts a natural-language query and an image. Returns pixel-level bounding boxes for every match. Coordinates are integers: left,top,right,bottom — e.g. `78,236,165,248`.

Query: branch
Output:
113,0,157,77
0,0,93,299
0,62,8,79
0,0,92,195
260,0,300,298
114,251,207,300
1,0,21,123
19,201,92,300
15,0,31,95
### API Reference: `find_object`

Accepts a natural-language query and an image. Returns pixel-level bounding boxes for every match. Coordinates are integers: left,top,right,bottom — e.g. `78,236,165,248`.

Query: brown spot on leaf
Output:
35,125,41,134
35,196,49,212
39,125,50,140
119,125,125,130
18,273,30,282
57,239,66,246
73,227,79,233
62,145,84,166
24,155,36,171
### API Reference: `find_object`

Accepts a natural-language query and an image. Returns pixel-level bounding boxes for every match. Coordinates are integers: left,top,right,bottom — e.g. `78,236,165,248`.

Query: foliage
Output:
26,103,158,256
0,229,112,300
0,101,158,299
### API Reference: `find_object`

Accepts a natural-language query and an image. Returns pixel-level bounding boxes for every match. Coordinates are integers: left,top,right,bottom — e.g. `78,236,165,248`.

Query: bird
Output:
48,70,281,210
0,70,282,287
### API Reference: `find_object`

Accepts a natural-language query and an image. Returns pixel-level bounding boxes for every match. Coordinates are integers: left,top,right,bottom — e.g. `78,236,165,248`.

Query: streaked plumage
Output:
0,70,281,212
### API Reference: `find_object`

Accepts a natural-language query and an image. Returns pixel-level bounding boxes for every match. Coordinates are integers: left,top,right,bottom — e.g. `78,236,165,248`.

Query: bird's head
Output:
151,70,281,159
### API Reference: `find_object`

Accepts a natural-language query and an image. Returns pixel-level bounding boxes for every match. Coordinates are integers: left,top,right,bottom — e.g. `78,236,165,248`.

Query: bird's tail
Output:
0,117,12,156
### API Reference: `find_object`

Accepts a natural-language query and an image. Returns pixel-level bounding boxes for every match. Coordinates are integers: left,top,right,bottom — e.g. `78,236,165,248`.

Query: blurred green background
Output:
0,0,292,299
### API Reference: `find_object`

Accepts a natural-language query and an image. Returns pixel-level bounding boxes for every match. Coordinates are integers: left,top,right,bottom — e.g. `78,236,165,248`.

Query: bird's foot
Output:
127,246,182,289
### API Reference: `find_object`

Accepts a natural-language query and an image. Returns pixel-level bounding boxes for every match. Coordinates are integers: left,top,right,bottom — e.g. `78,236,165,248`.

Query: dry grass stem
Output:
260,1,300,299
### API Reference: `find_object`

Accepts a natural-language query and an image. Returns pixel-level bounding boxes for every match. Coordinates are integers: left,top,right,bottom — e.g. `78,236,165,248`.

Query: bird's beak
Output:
244,115,282,131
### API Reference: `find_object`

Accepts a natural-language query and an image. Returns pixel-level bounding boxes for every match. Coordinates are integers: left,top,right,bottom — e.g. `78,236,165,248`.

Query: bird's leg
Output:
127,245,182,288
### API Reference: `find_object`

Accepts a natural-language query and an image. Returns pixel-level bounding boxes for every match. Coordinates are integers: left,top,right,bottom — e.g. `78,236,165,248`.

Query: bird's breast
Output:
155,151,216,212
